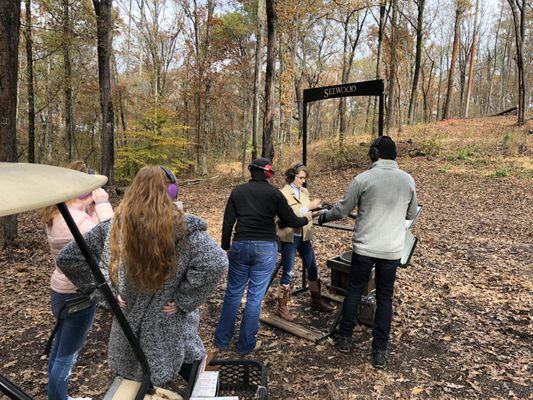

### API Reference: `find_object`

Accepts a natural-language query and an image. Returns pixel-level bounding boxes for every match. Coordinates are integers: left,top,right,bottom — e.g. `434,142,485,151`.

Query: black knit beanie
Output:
376,136,397,160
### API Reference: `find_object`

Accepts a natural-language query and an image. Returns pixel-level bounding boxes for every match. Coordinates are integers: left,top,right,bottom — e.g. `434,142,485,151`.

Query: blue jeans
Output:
338,253,399,350
48,291,96,400
214,240,277,354
279,236,318,285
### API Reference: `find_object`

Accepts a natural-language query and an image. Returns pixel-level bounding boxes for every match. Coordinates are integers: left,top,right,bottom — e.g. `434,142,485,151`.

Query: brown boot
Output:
276,285,294,321
309,280,334,312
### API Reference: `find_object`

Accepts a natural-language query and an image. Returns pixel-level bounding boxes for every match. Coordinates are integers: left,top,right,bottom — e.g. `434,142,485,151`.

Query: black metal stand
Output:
0,376,33,400
316,308,343,342
57,203,154,400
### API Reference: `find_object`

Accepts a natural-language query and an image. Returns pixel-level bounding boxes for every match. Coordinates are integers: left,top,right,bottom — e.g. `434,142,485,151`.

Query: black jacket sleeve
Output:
221,194,237,250
276,191,309,228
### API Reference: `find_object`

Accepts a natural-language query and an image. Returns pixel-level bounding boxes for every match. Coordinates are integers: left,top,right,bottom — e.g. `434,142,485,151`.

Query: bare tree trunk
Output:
24,0,35,163
278,33,286,158
464,0,480,117
192,0,202,172
200,0,214,175
63,0,74,161
442,1,463,120
367,2,387,136
385,0,398,134
337,9,366,146
498,24,511,112
436,49,445,120
396,66,403,133
187,0,215,174
93,0,115,183
262,0,277,161
251,0,265,160
407,0,425,124
295,25,305,142
338,12,351,147
241,63,249,179
0,0,21,246
486,2,503,115
421,55,435,122
111,53,126,146
507,0,526,125
46,58,53,162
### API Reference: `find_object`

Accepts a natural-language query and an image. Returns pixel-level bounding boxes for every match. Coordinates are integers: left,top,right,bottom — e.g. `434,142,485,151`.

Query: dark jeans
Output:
338,252,399,350
214,240,277,354
48,291,96,400
279,236,318,285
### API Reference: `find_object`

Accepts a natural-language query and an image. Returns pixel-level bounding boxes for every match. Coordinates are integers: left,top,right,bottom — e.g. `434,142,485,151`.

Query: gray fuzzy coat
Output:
56,214,228,385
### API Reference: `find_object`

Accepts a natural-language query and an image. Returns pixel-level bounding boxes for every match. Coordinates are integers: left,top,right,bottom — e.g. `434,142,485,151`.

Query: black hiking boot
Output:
372,349,388,369
338,336,351,353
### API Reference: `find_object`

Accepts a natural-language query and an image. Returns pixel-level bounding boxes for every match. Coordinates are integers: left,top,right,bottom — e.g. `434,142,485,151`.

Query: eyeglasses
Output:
295,175,306,180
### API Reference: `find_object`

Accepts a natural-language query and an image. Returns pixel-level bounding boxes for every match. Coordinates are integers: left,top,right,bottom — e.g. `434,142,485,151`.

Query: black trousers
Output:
338,252,400,350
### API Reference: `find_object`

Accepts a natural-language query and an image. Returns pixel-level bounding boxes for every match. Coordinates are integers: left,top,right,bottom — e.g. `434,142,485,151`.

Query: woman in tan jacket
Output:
276,163,333,320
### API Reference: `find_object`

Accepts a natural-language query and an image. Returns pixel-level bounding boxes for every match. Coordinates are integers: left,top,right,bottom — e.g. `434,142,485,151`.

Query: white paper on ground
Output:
189,397,239,400
190,371,219,398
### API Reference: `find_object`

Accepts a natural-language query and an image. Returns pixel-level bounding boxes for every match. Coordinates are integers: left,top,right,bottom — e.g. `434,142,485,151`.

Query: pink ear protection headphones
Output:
249,161,275,179
160,166,179,200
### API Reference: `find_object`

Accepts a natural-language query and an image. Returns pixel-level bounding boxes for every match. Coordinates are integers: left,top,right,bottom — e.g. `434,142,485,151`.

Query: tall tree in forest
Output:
407,0,425,124
93,0,115,183
276,0,298,158
0,0,21,246
200,0,215,175
252,0,265,160
506,0,526,125
464,0,479,117
183,0,215,175
366,2,387,135
262,0,277,160
385,0,398,134
24,0,36,163
336,4,367,147
485,2,504,115
63,0,74,161
137,0,182,103
442,0,465,120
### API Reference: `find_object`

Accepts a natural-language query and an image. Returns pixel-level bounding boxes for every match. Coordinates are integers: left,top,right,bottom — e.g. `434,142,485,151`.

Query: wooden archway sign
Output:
302,79,385,164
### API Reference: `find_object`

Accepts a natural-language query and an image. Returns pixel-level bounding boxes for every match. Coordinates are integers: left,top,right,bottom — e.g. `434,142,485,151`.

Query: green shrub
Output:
115,107,193,184
456,147,473,160
492,167,508,178
502,132,511,149
421,137,442,157
438,164,451,173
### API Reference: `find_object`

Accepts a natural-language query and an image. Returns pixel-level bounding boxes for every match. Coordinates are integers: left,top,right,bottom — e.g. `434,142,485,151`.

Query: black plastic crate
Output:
186,359,268,400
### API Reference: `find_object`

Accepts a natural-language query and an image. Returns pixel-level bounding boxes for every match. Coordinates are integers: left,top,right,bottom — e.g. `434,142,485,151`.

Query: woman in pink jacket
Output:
38,161,113,400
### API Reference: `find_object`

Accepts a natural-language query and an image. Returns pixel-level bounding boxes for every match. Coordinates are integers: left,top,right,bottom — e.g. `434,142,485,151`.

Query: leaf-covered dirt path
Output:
1,154,531,399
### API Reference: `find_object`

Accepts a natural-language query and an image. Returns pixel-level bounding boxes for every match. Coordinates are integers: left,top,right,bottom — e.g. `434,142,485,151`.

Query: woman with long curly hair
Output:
38,160,113,400
56,166,227,386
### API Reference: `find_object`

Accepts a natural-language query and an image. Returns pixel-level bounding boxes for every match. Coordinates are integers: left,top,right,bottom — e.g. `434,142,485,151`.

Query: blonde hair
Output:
38,161,89,227
109,166,187,294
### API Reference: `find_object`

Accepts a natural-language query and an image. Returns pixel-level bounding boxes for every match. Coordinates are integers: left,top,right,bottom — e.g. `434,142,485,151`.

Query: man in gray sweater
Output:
318,136,418,368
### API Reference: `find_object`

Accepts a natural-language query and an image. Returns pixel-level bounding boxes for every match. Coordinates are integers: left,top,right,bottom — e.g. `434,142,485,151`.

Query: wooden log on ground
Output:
260,312,322,342
491,106,517,116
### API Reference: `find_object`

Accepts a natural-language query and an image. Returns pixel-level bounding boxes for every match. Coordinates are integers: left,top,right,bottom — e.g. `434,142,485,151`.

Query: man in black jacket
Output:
215,158,311,355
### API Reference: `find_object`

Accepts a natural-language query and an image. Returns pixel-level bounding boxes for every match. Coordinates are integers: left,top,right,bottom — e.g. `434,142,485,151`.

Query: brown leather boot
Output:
309,279,334,312
276,285,294,321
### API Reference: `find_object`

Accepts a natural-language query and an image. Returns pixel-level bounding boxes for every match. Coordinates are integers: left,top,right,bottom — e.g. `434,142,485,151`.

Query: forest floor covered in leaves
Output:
1,117,532,399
